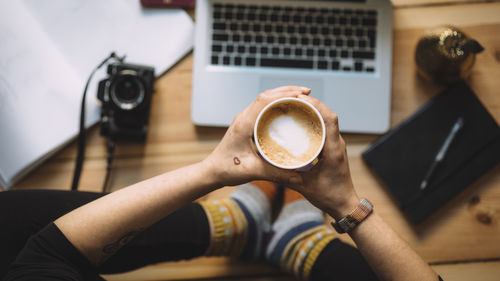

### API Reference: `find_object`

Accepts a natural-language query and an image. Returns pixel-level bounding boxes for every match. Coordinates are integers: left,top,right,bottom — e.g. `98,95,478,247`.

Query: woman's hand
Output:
204,87,359,219
289,95,360,220
203,86,310,188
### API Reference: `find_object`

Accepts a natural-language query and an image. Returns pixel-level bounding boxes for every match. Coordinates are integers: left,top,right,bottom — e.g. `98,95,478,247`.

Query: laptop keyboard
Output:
210,3,377,73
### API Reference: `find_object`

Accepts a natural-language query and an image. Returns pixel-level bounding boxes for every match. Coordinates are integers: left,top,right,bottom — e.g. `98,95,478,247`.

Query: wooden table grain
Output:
7,1,500,280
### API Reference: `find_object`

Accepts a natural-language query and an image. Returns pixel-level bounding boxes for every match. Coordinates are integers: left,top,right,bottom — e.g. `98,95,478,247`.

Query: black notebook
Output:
362,81,500,224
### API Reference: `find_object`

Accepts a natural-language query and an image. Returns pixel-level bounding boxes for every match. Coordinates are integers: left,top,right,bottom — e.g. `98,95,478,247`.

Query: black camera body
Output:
97,62,155,141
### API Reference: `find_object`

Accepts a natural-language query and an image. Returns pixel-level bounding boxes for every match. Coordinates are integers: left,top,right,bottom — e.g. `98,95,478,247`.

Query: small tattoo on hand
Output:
233,157,241,165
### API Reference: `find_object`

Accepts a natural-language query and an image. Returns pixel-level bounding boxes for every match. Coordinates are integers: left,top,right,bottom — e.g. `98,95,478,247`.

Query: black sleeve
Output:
310,238,445,281
310,238,380,281
0,189,209,278
3,223,104,281
0,190,106,277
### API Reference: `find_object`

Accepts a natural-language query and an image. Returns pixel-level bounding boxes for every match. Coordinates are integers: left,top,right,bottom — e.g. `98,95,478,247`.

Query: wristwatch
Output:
331,198,373,234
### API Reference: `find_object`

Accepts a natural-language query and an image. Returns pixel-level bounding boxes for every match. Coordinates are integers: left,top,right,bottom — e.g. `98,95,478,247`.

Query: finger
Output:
259,88,311,106
266,85,311,96
297,95,340,139
244,86,311,121
297,95,333,120
230,86,312,139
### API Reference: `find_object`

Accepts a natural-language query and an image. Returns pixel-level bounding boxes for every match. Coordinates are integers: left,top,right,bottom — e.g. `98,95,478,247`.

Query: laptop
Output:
192,0,393,134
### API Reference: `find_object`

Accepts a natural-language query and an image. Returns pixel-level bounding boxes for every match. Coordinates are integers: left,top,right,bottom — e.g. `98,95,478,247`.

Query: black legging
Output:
0,190,378,280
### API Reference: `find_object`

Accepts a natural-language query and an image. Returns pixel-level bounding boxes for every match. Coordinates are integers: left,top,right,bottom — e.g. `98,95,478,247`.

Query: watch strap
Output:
331,198,373,233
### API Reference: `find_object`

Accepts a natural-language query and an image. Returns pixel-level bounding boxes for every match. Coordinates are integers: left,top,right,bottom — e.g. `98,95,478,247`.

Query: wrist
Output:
325,193,360,221
197,159,223,192
331,198,373,233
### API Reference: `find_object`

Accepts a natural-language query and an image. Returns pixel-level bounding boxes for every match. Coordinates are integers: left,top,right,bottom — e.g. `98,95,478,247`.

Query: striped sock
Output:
200,181,278,259
266,189,336,281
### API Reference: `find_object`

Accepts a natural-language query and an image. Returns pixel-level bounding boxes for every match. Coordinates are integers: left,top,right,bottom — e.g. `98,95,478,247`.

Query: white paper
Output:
0,1,84,187
23,0,194,77
0,0,194,189
22,0,195,127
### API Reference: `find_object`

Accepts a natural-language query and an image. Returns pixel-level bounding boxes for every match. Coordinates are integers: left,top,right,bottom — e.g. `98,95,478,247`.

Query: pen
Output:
419,117,464,191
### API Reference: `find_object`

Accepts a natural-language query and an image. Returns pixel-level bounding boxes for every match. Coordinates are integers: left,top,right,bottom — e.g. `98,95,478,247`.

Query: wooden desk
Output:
9,1,500,280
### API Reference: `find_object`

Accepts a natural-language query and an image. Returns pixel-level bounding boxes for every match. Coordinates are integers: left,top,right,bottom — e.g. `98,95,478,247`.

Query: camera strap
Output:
71,52,125,191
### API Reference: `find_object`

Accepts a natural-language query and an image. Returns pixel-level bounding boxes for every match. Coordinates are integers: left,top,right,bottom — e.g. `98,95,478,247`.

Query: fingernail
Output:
301,87,310,92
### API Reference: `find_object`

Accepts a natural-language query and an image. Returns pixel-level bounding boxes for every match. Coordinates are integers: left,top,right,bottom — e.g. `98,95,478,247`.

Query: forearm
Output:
55,160,217,265
288,95,439,280
349,211,438,281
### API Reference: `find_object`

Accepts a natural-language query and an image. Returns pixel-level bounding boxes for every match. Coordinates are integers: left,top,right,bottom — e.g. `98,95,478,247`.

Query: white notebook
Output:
0,0,194,189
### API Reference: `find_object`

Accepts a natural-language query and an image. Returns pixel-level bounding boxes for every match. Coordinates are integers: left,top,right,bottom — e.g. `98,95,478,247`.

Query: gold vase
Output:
415,26,484,84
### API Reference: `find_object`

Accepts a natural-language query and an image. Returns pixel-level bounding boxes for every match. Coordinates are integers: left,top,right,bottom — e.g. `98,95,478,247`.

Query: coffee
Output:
255,99,324,168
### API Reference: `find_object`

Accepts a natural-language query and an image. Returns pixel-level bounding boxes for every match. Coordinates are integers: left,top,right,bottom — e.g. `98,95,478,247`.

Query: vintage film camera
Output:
97,62,155,141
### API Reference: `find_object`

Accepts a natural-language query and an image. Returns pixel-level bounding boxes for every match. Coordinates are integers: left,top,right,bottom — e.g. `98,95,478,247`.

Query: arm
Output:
291,95,439,281
350,212,438,281
55,86,311,265
55,162,217,264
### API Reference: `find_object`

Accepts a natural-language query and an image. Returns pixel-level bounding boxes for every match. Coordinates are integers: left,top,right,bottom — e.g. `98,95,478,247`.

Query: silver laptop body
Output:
192,0,392,134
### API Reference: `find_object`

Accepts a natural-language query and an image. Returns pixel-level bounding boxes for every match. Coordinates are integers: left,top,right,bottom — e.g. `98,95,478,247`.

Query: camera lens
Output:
110,74,145,111
116,77,140,101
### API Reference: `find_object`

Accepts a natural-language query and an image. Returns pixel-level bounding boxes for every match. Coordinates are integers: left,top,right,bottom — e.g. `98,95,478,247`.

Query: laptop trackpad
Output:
259,76,324,100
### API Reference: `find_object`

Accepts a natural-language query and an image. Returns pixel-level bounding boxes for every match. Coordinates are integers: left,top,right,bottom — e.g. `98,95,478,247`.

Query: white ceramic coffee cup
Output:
253,97,326,171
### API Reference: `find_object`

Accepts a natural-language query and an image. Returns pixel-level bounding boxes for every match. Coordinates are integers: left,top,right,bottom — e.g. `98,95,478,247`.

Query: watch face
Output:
334,198,373,233
342,216,358,232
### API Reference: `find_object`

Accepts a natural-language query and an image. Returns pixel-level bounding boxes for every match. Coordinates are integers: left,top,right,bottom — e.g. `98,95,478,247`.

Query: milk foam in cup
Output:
254,97,326,171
